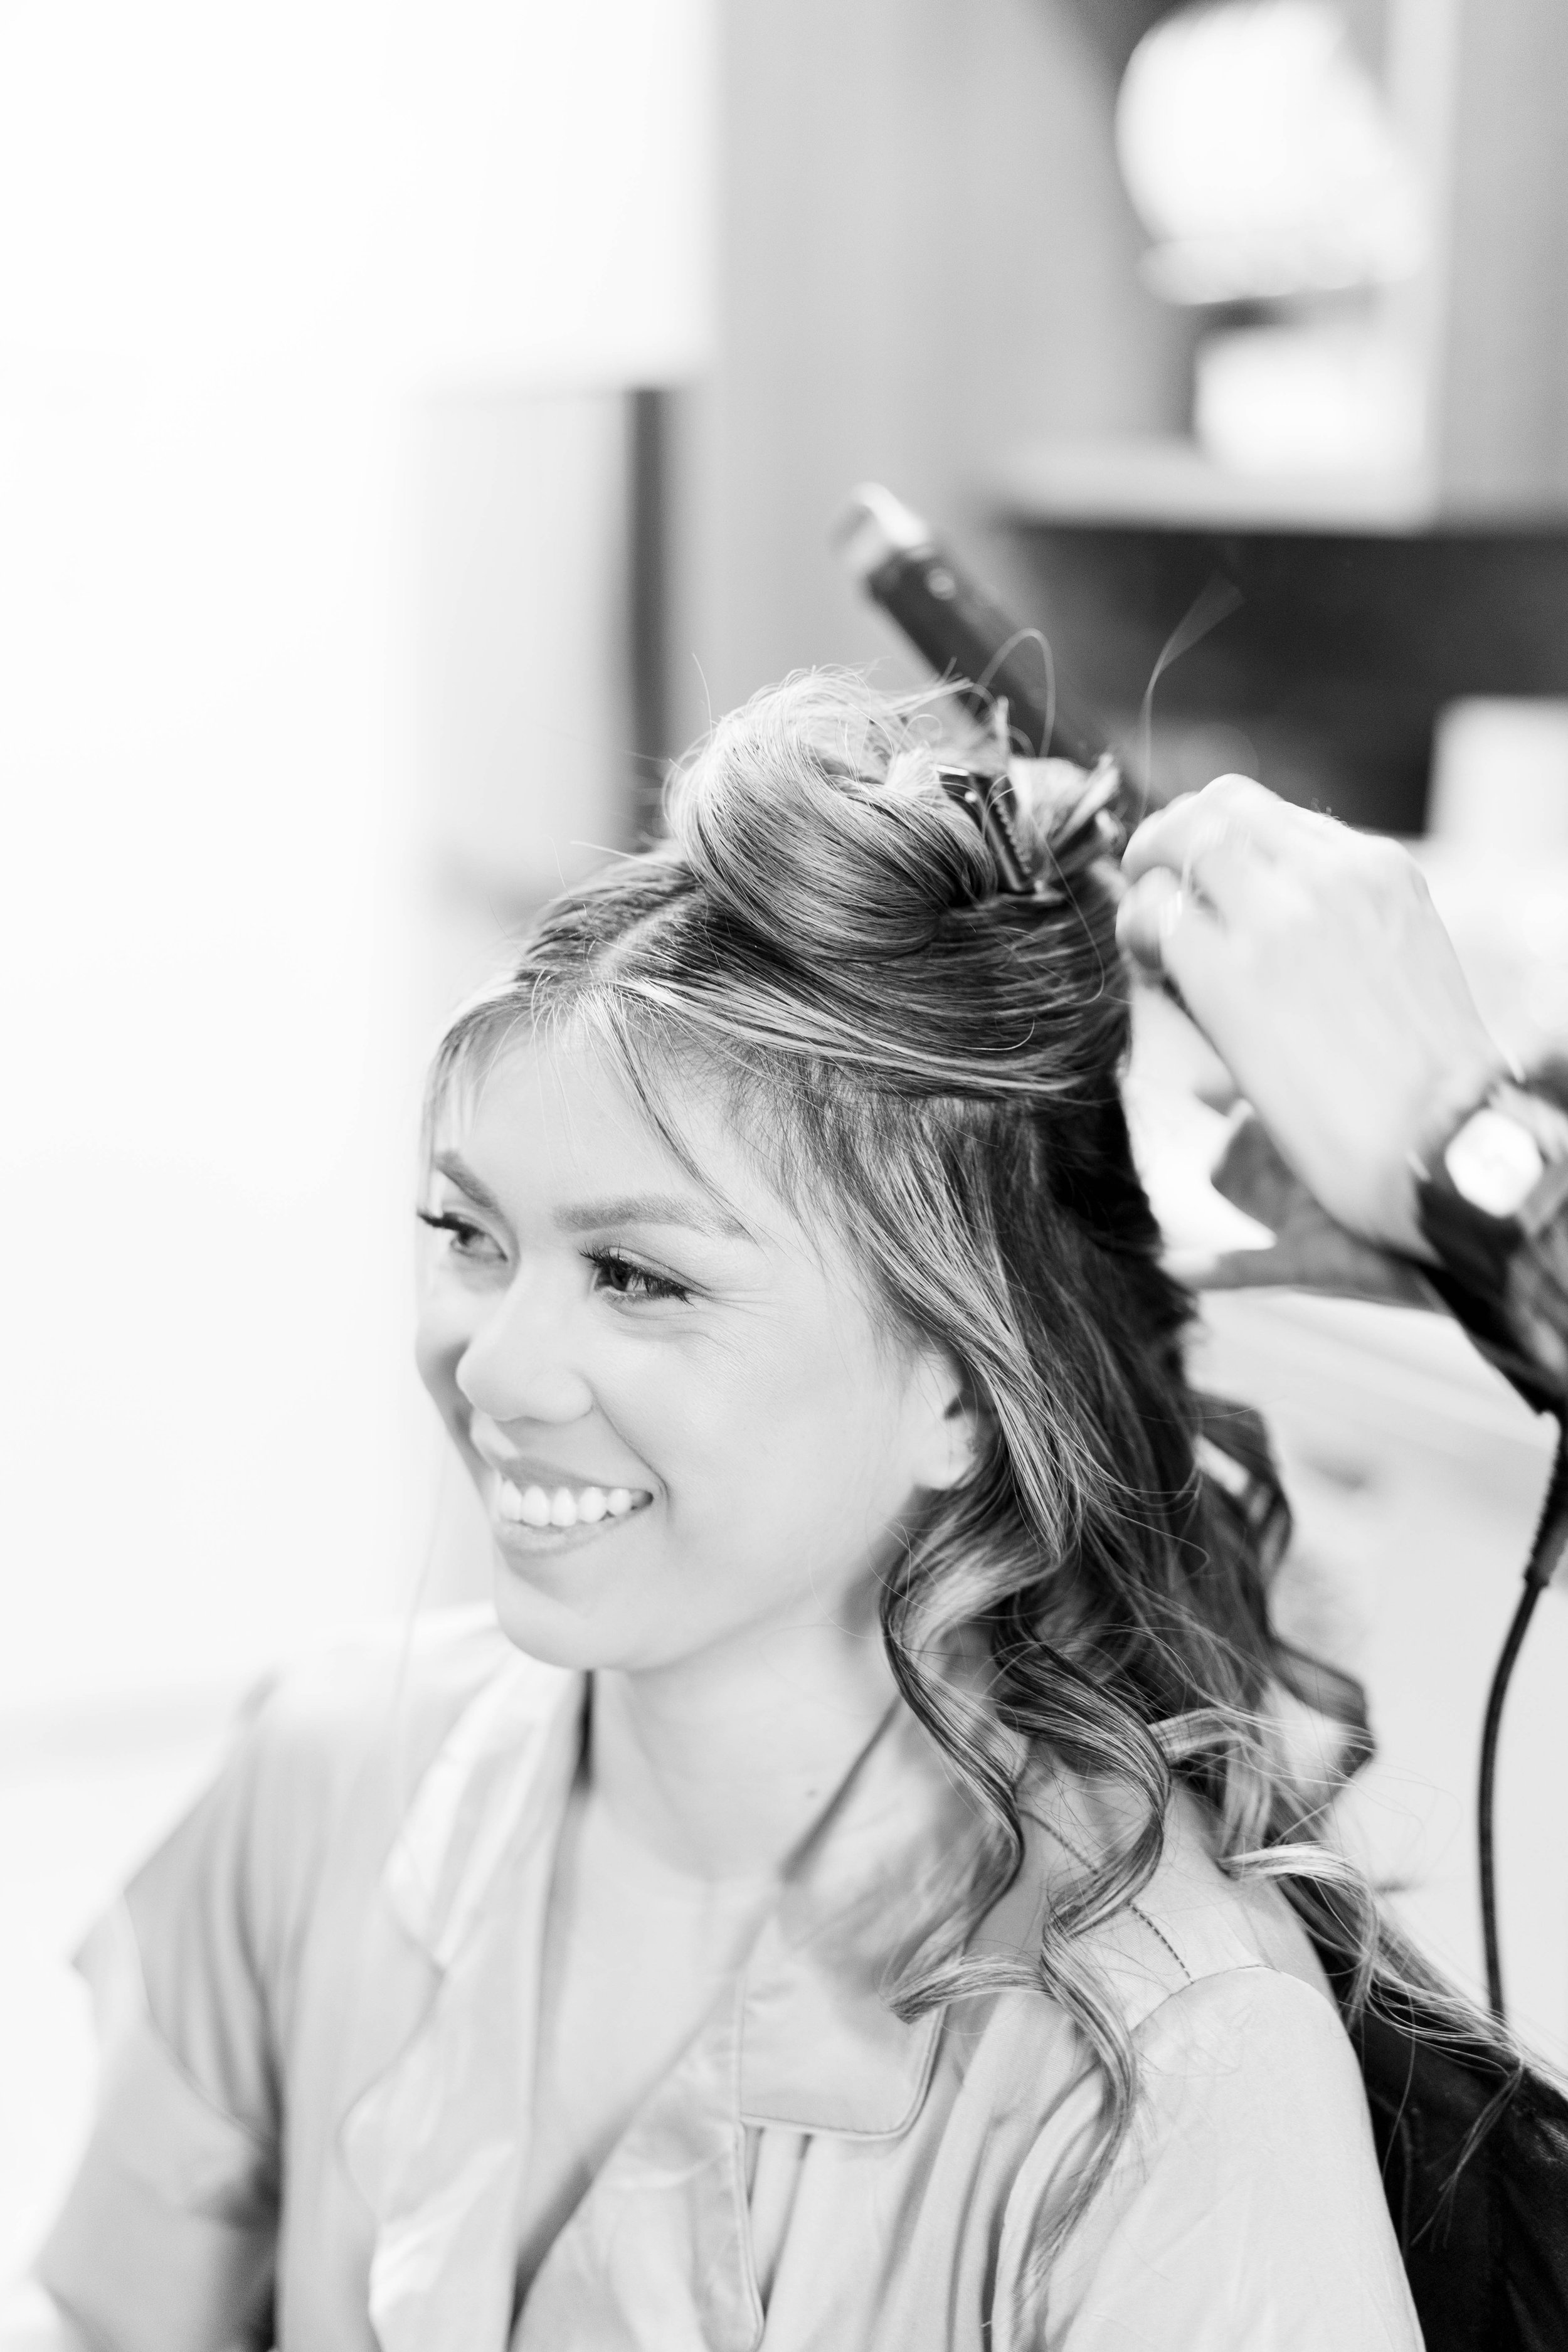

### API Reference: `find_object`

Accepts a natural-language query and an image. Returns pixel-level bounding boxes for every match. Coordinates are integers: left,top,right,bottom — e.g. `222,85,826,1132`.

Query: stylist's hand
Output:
1118,774,1505,1256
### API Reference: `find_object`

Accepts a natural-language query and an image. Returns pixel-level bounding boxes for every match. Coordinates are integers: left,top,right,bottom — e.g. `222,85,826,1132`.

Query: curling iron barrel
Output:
834,484,1102,770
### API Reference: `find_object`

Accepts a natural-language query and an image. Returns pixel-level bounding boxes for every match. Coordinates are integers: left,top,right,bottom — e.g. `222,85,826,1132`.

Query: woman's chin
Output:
487,1547,670,1674
487,1547,604,1655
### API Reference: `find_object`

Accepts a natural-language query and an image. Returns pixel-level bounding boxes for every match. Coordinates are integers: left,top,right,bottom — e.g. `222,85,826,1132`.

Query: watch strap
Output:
1416,1081,1568,1299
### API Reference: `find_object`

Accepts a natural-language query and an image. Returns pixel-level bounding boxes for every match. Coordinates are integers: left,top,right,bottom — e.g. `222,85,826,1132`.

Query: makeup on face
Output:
413,1033,972,1677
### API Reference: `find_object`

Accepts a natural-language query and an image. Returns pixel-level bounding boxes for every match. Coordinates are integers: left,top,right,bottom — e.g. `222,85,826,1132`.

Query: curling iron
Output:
831,480,1436,1300
834,484,1104,770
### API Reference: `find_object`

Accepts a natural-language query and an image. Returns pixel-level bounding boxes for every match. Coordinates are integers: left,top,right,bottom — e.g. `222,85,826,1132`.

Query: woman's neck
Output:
587,1609,899,1883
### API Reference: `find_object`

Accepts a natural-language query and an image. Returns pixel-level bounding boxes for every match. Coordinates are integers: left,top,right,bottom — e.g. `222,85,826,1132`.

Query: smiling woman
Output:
416,1040,972,1697
23,672,1454,2351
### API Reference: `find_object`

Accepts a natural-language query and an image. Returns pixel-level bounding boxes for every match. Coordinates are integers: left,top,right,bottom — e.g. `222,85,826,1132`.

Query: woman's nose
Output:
453,1279,595,1426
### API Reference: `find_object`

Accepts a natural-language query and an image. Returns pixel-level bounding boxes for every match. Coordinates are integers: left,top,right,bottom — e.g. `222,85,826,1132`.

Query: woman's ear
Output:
911,1349,988,1493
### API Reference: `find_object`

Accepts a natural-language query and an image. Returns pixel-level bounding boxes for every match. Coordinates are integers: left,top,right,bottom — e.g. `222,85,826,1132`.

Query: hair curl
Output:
429,668,1518,2292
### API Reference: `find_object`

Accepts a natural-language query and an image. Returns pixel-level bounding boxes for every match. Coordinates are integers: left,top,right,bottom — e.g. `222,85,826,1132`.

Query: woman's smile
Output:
414,1031,974,1672
467,1413,656,1552
494,1476,645,1533
485,1464,655,1553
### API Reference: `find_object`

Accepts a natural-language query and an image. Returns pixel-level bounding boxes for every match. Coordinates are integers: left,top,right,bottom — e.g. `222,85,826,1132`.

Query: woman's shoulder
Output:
961,1779,1348,2137
1027,1779,1335,2035
978,1796,1416,2345
124,1609,554,1947
999,1959,1414,2349
243,1602,527,1774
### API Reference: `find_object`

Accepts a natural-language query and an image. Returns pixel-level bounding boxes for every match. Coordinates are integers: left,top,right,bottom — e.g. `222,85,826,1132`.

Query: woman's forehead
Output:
431,1007,938,1365
437,1020,772,1232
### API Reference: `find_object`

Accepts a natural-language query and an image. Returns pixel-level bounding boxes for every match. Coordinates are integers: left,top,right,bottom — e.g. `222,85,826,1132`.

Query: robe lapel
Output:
514,1978,764,2352
339,1651,584,2352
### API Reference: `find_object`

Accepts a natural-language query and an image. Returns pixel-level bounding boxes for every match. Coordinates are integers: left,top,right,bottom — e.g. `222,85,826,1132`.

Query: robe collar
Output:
339,1645,978,2352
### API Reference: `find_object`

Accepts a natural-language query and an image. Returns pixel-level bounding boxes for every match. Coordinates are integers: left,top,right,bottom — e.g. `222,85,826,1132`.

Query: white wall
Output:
0,0,713,2283
0,0,714,1716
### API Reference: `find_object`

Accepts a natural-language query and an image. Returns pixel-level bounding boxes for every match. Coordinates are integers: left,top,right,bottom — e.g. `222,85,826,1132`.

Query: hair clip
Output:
939,756,1127,902
937,766,1036,896
1048,755,1125,862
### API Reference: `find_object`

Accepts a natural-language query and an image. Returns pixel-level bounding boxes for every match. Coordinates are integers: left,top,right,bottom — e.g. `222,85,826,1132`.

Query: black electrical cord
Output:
1480,1579,1546,2020
1480,1419,1568,2021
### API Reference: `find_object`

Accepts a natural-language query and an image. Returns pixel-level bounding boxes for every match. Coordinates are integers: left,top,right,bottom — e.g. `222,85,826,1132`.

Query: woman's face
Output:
415,1029,973,1675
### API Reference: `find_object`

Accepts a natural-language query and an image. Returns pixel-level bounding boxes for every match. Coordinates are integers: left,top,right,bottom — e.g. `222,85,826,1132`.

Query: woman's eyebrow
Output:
431,1150,506,1217
554,1193,752,1240
432,1153,753,1242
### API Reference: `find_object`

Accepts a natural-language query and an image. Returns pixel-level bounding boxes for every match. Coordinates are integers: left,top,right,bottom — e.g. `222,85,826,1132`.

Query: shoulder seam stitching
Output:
1125,1900,1195,1984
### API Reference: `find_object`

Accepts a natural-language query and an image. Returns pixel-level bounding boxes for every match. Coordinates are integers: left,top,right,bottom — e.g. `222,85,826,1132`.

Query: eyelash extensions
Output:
416,1211,691,1306
416,1209,483,1243
582,1248,691,1306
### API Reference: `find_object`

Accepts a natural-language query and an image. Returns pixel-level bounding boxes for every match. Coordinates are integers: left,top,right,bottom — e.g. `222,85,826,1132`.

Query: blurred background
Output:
6,0,1568,2284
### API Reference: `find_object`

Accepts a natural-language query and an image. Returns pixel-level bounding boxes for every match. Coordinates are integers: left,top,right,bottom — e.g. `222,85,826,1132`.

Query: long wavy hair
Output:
429,668,1517,2279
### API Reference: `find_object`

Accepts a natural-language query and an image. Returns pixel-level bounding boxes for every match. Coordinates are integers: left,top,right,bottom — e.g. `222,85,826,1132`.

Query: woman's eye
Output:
417,1208,505,1264
588,1249,691,1305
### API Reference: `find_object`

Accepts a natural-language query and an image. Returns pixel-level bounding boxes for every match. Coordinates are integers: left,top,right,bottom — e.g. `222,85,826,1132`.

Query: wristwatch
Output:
1415,1077,1568,1296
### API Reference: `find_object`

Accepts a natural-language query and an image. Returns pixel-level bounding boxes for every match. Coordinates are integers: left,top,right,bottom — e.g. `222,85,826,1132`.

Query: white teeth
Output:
497,1478,642,1532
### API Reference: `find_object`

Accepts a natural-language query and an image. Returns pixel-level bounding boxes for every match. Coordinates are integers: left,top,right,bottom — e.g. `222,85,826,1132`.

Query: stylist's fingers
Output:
1116,864,1227,995
1123,773,1329,891
1121,805,1263,932
1116,863,1179,973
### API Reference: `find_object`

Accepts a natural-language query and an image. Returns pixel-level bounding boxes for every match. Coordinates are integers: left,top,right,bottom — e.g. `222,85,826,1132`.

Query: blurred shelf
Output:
992,437,1568,539
990,467,1568,831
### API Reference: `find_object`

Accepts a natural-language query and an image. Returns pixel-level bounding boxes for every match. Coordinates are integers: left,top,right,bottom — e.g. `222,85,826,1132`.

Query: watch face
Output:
1444,1106,1545,1218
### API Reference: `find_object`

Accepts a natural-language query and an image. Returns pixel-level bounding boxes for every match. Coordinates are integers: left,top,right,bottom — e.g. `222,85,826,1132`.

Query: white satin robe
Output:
38,1608,1422,2351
